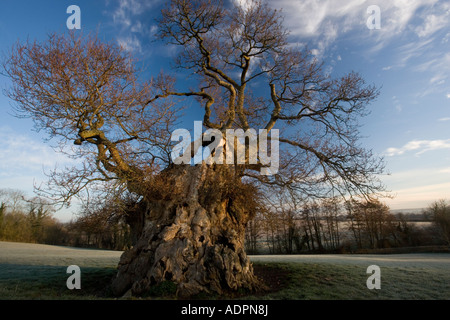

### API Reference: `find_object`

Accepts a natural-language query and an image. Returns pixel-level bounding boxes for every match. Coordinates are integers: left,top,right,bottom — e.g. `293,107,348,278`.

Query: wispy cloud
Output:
0,126,75,175
112,0,155,28
272,0,441,57
385,139,450,157
395,38,435,68
272,0,366,58
415,13,449,38
269,0,449,100
117,35,142,52
110,0,160,52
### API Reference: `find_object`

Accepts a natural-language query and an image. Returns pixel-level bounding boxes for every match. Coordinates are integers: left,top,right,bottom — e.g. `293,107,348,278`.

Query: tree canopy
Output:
2,0,386,212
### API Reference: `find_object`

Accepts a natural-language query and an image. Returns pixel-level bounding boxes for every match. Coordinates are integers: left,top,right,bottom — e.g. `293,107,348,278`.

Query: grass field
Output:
0,241,449,300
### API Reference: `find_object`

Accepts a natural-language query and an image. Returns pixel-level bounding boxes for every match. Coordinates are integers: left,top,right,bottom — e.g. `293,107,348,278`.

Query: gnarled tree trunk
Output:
111,163,262,297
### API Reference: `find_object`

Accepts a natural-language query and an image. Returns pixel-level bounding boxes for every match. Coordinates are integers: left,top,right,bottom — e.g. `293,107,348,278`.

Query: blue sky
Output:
0,0,449,221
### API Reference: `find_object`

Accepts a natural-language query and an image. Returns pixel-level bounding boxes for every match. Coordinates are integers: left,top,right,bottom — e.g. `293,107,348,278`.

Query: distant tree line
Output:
0,189,62,244
0,188,132,250
1,188,448,253
245,196,450,254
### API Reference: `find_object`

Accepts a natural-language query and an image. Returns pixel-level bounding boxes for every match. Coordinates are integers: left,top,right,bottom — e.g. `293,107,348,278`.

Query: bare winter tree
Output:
346,199,394,249
425,200,450,245
2,0,386,297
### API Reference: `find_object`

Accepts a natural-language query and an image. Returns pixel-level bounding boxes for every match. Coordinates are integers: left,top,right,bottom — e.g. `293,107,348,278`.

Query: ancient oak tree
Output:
2,0,385,297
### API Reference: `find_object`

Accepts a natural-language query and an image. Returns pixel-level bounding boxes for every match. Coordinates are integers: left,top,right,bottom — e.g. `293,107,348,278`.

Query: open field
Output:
0,241,449,300
0,241,121,268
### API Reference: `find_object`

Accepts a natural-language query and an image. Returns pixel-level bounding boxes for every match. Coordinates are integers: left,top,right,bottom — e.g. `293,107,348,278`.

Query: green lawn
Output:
0,241,448,300
247,262,449,300
0,264,116,299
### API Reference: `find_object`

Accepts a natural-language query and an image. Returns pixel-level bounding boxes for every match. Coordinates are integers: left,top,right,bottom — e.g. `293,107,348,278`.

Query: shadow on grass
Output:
1,261,448,300
0,264,117,299
247,262,450,300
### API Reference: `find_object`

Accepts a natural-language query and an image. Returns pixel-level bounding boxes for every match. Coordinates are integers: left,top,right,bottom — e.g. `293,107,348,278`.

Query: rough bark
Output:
110,163,263,297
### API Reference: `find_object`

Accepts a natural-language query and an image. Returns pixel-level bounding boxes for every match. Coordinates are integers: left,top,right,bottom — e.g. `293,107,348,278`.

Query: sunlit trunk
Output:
111,163,262,297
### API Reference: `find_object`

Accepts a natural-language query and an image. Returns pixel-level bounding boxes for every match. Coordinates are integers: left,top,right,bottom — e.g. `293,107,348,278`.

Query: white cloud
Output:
0,126,81,209
310,48,320,56
416,13,449,38
130,21,144,33
269,0,441,59
113,0,155,27
388,2,450,98
111,0,160,52
395,37,435,68
406,52,450,98
0,126,75,173
234,0,255,12
118,35,142,52
385,139,450,156
274,0,364,40
430,73,446,85
438,117,450,122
